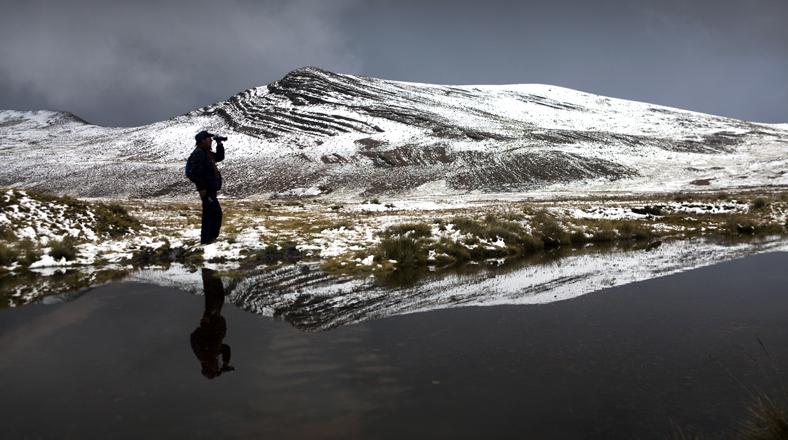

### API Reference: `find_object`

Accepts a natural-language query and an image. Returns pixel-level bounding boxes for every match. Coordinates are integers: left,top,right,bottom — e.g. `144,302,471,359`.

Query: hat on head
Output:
195,130,214,143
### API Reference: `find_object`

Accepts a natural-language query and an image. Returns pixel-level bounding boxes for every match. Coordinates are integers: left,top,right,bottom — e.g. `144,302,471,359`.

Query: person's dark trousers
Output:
200,191,222,244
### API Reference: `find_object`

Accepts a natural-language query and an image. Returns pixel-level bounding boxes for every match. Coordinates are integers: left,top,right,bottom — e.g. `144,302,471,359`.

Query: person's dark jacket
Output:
187,142,225,192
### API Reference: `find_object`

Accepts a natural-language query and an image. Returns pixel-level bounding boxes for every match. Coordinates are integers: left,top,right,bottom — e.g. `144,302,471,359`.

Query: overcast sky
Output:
1,0,786,126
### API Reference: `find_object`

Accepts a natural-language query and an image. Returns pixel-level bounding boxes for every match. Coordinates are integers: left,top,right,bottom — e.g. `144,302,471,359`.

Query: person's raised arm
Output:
213,142,225,163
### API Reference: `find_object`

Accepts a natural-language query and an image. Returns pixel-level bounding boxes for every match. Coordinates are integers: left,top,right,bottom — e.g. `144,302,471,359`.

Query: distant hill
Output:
1,67,786,199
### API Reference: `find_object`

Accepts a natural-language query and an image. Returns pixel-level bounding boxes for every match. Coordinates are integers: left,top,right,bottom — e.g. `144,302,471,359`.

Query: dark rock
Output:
690,178,714,186
736,223,756,234
631,205,664,216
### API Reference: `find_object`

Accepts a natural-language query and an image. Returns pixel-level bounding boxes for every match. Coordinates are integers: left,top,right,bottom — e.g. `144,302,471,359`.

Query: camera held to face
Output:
213,135,228,142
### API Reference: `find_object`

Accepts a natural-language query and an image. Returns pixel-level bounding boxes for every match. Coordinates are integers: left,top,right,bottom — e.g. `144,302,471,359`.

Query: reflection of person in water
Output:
191,268,235,379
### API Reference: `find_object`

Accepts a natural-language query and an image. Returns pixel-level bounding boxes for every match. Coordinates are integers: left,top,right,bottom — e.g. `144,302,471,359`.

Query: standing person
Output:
187,130,226,245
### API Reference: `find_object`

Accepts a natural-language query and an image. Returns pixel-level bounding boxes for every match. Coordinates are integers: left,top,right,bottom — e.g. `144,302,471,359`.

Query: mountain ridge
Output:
1,67,786,199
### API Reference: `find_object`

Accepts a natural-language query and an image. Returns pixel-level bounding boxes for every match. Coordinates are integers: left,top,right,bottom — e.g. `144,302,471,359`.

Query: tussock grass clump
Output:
617,221,653,240
452,216,530,246
724,215,784,236
673,192,692,202
502,212,526,222
376,236,426,268
325,220,353,230
449,215,544,254
751,197,770,210
738,395,788,440
26,190,81,207
130,240,183,267
251,204,271,214
0,243,19,266
0,190,19,210
384,222,432,239
0,224,17,242
223,222,240,238
531,210,569,247
569,229,593,244
49,238,78,261
518,234,545,252
451,216,488,237
94,203,141,238
0,239,42,267
592,225,618,242
487,221,531,245
433,237,472,264
16,239,42,266
242,243,301,266
572,218,659,243
726,215,758,235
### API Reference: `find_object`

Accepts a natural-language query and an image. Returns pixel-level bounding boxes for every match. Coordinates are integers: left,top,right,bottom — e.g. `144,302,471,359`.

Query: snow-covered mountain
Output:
1,67,786,199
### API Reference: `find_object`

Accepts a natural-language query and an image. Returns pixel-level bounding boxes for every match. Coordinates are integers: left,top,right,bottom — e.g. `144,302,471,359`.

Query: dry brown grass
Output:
738,395,788,440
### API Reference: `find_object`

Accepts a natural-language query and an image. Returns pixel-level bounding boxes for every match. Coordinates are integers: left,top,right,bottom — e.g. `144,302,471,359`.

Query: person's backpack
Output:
185,149,201,183
185,157,193,181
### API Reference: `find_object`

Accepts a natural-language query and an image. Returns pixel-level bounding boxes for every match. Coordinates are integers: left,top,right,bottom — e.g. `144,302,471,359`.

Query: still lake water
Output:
1,252,787,439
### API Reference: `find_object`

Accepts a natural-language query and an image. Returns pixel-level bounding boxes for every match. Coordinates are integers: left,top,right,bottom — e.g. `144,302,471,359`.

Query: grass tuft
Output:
617,221,653,240
242,243,301,266
738,395,788,440
49,238,78,261
751,197,770,210
0,243,19,266
532,210,570,247
376,236,426,268
16,239,42,266
94,203,141,238
383,222,432,239
0,224,17,241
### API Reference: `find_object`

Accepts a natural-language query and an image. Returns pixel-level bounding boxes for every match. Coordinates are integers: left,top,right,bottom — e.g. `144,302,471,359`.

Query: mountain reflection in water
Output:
0,252,786,439
2,236,787,333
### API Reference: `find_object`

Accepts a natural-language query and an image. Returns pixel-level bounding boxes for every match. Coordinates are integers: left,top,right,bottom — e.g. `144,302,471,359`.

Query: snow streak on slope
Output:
1,67,787,198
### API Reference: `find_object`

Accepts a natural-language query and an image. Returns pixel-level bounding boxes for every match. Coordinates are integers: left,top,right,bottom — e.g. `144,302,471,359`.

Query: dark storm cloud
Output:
1,0,786,125
0,0,362,126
